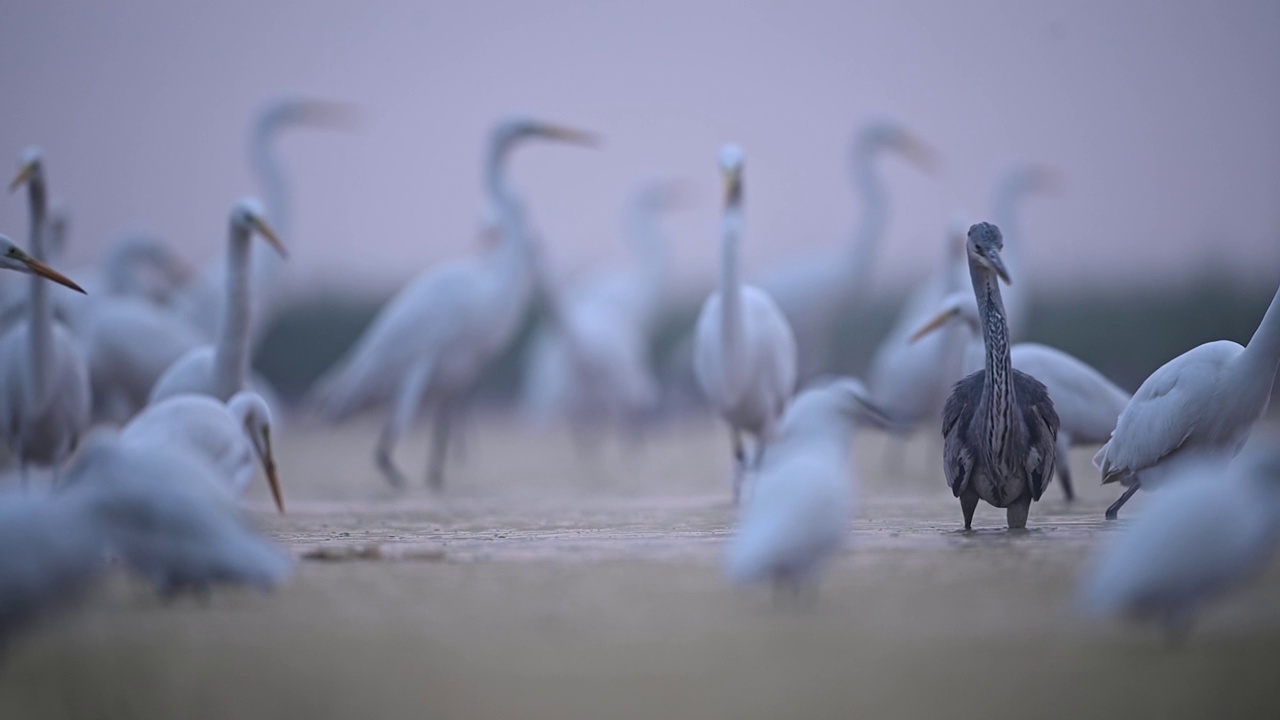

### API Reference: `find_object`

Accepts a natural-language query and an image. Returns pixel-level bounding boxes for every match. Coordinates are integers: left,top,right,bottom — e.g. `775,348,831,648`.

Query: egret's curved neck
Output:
214,225,253,400
483,139,537,320
847,141,887,290
970,258,1014,448
25,175,53,404
719,198,747,396
1241,281,1280,377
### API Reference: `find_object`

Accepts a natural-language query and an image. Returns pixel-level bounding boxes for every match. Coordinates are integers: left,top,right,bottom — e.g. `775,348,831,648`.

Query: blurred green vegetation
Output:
255,273,1279,408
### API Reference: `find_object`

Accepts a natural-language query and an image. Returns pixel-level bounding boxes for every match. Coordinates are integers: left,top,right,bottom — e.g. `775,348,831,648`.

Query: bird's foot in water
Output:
375,450,409,490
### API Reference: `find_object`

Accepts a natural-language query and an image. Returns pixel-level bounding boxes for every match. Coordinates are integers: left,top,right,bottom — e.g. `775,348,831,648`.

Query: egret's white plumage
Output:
149,198,286,404
60,432,293,597
759,120,937,380
0,149,92,474
121,391,284,513
1081,447,1280,640
694,145,798,502
1093,278,1280,518
913,291,1130,499
308,116,596,489
725,378,884,593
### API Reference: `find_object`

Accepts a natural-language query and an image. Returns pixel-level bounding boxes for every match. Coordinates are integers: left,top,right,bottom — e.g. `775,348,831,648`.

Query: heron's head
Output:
719,144,745,206
229,392,285,514
910,292,979,343
0,233,86,293
9,146,45,194
856,120,939,174
967,222,1011,285
231,198,288,258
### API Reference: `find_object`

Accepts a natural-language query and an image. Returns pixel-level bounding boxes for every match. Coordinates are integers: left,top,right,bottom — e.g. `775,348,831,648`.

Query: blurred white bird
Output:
520,180,683,437
759,119,937,380
0,149,92,478
725,378,886,596
149,198,287,404
694,145,798,502
121,391,284,513
60,432,293,597
1094,277,1280,518
912,291,1131,499
1081,446,1280,642
308,116,596,489
172,96,357,345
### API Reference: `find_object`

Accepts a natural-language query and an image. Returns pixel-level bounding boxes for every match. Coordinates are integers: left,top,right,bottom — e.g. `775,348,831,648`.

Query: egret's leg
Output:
959,487,979,530
1105,480,1141,520
1055,433,1075,501
375,360,433,488
426,400,456,492
1006,493,1032,530
731,430,746,504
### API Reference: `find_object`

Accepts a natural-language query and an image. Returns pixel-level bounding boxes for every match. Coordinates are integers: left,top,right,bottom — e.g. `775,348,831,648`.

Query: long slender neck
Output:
719,199,747,395
213,225,252,400
484,140,536,312
26,175,53,404
1240,281,1280,374
846,142,887,293
970,258,1014,446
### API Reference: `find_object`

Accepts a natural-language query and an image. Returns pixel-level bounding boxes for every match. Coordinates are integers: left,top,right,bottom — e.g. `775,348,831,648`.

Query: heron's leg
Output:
426,399,456,492
1105,480,1141,520
1055,433,1075,501
959,486,979,530
374,360,433,489
1006,493,1032,530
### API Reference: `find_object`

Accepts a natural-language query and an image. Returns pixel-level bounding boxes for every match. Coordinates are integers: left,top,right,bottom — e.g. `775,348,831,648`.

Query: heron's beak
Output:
259,425,285,514
252,217,289,259
722,167,743,206
893,133,940,174
20,253,86,294
986,250,1012,285
910,308,958,344
8,162,35,193
538,124,599,147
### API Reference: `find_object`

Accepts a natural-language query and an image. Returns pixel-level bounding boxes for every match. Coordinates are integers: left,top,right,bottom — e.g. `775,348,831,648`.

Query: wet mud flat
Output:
3,419,1280,719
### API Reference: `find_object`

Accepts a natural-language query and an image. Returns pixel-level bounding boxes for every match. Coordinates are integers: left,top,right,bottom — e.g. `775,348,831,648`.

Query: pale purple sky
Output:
1,0,1278,299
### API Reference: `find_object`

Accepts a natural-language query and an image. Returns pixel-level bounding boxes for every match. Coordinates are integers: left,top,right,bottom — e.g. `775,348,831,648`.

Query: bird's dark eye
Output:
6,247,18,257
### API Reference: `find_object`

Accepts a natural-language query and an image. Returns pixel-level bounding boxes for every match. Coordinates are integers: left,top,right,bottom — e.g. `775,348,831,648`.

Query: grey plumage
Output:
941,222,1059,530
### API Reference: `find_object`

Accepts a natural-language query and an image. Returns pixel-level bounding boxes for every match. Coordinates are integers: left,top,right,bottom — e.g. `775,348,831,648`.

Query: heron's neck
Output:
719,202,747,395
214,227,252,400
1241,281,1280,376
26,178,53,404
971,261,1014,448
846,143,887,292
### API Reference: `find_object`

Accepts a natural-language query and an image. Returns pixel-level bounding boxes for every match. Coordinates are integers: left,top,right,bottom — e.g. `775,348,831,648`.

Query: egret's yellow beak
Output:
260,425,285,514
893,132,940,174
19,252,86,294
296,100,362,131
910,308,958,344
538,123,599,147
8,162,35,194
252,217,288,259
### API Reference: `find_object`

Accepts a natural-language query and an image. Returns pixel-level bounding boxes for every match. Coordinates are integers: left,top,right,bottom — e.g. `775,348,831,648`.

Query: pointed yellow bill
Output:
253,217,289,259
540,124,599,146
260,426,285,514
8,163,35,194
909,309,957,344
24,254,86,294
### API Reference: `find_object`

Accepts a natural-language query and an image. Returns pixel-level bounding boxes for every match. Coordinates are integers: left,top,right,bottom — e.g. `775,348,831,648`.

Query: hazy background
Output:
2,0,1278,400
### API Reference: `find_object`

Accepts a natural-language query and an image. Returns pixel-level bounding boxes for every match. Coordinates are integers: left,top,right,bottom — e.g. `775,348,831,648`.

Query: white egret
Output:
1093,277,1280,518
0,149,92,477
990,163,1059,340
60,432,293,597
693,145,798,503
148,198,286,404
519,180,682,434
1081,446,1280,642
173,96,357,344
121,391,284,513
759,119,937,380
725,378,886,596
308,116,596,489
941,223,1059,530
913,291,1130,499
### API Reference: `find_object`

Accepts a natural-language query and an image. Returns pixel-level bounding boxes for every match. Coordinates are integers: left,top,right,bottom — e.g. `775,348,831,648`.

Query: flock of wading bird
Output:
1,99,1279,654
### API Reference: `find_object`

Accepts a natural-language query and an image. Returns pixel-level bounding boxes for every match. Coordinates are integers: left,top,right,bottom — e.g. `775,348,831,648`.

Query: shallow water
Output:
3,418,1279,719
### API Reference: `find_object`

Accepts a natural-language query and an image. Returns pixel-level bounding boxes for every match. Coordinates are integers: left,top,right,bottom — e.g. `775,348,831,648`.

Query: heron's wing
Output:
1014,369,1059,501
941,371,983,496
1093,343,1238,481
